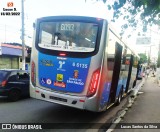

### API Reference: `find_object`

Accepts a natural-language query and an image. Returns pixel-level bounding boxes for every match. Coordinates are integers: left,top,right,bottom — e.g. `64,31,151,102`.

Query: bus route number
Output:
61,24,74,31
72,62,88,69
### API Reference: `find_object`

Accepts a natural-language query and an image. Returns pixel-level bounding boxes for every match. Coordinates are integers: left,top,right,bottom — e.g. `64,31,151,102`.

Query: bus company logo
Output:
58,61,65,69
40,59,53,67
7,2,14,7
56,74,63,82
67,77,84,86
73,70,79,78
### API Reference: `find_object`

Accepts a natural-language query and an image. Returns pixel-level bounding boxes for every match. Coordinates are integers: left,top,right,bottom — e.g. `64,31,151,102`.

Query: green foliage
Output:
102,0,160,36
138,53,148,64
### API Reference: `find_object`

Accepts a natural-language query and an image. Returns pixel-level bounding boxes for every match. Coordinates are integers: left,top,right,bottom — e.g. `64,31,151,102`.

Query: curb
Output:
106,78,145,132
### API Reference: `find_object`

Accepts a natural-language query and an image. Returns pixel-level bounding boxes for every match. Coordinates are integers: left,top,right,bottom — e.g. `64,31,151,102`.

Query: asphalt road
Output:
0,94,128,131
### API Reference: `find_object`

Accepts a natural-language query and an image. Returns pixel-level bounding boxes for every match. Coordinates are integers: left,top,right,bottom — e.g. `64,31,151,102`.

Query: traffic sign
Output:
136,37,151,45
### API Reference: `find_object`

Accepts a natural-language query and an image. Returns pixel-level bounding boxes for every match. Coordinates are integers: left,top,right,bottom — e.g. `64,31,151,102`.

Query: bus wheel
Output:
8,89,21,102
115,90,122,106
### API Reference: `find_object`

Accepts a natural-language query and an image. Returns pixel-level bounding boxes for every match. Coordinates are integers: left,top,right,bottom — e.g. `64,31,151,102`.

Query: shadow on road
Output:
0,96,30,103
0,96,8,103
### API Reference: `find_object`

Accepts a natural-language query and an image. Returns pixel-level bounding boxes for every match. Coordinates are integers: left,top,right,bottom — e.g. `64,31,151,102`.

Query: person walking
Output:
145,67,150,78
156,67,160,86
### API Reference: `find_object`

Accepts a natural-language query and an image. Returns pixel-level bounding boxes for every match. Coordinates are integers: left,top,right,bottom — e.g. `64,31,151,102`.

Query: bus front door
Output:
109,42,123,104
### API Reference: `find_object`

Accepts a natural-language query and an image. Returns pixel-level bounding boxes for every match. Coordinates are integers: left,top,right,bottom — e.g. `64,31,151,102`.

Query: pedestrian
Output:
146,67,150,78
152,67,156,77
143,67,146,77
156,67,160,86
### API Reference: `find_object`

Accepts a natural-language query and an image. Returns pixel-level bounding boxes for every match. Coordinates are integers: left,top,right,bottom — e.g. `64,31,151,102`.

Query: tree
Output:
138,53,148,64
102,0,160,36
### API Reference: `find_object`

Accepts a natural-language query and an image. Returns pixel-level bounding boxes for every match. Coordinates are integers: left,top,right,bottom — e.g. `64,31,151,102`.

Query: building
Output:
0,43,31,70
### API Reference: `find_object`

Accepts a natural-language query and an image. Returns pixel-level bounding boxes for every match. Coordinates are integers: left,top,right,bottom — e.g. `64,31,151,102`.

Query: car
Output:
0,69,29,101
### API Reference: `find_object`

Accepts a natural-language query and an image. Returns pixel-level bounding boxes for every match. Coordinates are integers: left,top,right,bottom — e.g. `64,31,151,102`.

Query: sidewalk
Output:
112,74,160,132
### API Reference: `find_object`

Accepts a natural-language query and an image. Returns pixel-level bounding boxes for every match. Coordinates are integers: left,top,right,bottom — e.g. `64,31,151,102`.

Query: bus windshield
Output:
38,21,98,52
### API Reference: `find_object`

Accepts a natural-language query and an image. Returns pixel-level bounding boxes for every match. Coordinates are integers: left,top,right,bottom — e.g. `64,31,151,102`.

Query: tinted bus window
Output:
38,22,98,53
133,56,138,68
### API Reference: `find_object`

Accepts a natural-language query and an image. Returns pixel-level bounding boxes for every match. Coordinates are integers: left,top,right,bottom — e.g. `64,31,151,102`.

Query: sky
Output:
0,0,159,59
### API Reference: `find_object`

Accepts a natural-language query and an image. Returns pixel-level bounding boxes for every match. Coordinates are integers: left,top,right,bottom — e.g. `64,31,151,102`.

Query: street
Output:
0,94,128,131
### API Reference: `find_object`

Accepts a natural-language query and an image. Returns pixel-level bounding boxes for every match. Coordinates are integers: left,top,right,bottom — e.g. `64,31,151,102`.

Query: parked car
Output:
0,69,29,101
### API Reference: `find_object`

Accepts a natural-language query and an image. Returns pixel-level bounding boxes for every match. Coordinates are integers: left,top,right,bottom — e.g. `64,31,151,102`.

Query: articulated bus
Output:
30,15,140,112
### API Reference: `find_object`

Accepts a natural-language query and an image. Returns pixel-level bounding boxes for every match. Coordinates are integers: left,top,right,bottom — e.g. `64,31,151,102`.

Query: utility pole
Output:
148,46,152,65
5,25,6,42
21,0,25,70
148,28,152,66
157,43,160,68
148,51,150,66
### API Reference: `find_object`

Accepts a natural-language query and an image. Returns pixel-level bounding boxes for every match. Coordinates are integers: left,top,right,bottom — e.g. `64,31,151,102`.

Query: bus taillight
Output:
87,68,100,97
31,61,36,86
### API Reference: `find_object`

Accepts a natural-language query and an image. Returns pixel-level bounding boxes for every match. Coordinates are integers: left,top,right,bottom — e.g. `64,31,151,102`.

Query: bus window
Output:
41,31,52,44
122,47,127,64
38,22,98,52
125,49,132,65
133,56,138,68
107,56,114,70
